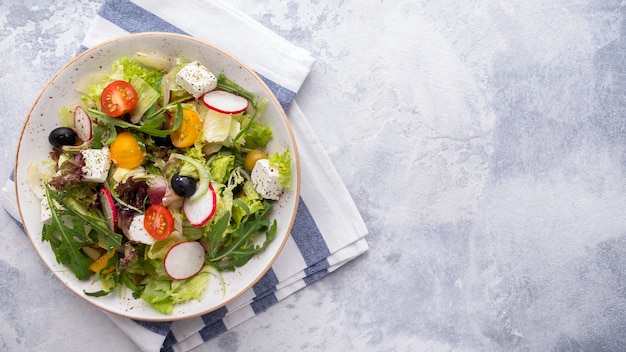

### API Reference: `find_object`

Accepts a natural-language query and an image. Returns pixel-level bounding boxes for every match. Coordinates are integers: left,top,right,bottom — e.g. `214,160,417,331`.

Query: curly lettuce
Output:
268,149,293,190
140,265,211,314
243,122,272,149
82,56,163,109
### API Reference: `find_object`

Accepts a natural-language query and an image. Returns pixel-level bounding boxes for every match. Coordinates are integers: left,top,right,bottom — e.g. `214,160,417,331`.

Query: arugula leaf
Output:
208,202,275,271
221,220,277,270
85,119,104,149
46,185,122,250
88,101,184,138
206,212,231,258
84,289,111,297
43,187,94,279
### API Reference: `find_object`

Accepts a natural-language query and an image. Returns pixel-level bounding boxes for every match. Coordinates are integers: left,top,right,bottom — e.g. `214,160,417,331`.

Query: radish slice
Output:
164,241,206,280
99,187,117,232
202,90,248,114
183,183,217,227
74,106,93,141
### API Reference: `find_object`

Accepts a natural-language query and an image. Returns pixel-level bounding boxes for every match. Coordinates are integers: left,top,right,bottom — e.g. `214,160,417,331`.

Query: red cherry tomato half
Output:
100,80,138,117
144,205,175,240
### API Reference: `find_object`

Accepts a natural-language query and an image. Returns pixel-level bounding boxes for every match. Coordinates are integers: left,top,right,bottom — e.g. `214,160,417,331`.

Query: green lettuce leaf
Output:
232,181,265,227
209,155,235,184
82,56,162,110
109,56,162,87
243,122,272,149
268,149,293,190
140,265,210,314
129,75,161,123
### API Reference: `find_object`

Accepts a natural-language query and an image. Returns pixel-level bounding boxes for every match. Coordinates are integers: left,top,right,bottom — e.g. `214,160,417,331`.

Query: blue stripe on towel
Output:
304,268,330,285
132,320,172,336
291,200,330,267
304,258,330,275
160,306,228,351
251,292,278,314
160,332,177,352
99,0,187,35
253,268,278,296
258,75,296,112
199,319,228,341
200,306,228,328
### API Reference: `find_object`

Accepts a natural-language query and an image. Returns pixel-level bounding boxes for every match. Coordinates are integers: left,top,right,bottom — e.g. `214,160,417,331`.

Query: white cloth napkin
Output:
0,0,369,351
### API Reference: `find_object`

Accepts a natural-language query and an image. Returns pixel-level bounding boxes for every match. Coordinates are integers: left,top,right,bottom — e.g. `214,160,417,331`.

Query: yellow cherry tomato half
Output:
88,250,116,274
110,131,145,168
170,109,202,148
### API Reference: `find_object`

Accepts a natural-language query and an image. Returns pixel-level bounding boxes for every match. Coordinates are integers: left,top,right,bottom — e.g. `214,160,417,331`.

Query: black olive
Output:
171,173,197,197
227,167,248,195
153,135,174,147
48,127,78,147
227,176,243,195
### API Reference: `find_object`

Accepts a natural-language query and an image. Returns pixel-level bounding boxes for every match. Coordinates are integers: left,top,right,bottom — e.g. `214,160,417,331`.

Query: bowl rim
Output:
13,32,300,321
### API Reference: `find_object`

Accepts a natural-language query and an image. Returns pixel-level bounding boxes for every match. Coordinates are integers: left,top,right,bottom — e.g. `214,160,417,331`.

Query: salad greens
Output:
30,54,293,314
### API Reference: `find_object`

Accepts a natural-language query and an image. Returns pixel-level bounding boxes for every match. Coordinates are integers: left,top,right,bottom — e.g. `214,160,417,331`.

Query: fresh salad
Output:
27,51,292,314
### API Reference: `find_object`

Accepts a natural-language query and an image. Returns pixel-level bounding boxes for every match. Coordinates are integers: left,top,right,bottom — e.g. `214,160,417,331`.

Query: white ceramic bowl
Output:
14,33,299,321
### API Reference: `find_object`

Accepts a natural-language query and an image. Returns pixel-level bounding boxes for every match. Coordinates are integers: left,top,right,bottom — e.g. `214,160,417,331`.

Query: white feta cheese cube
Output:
41,196,52,225
81,147,111,183
40,195,63,225
251,159,283,200
176,61,217,98
126,215,155,245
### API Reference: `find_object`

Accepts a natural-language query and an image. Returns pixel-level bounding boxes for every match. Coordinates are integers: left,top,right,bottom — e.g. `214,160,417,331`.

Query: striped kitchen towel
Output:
0,0,369,351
